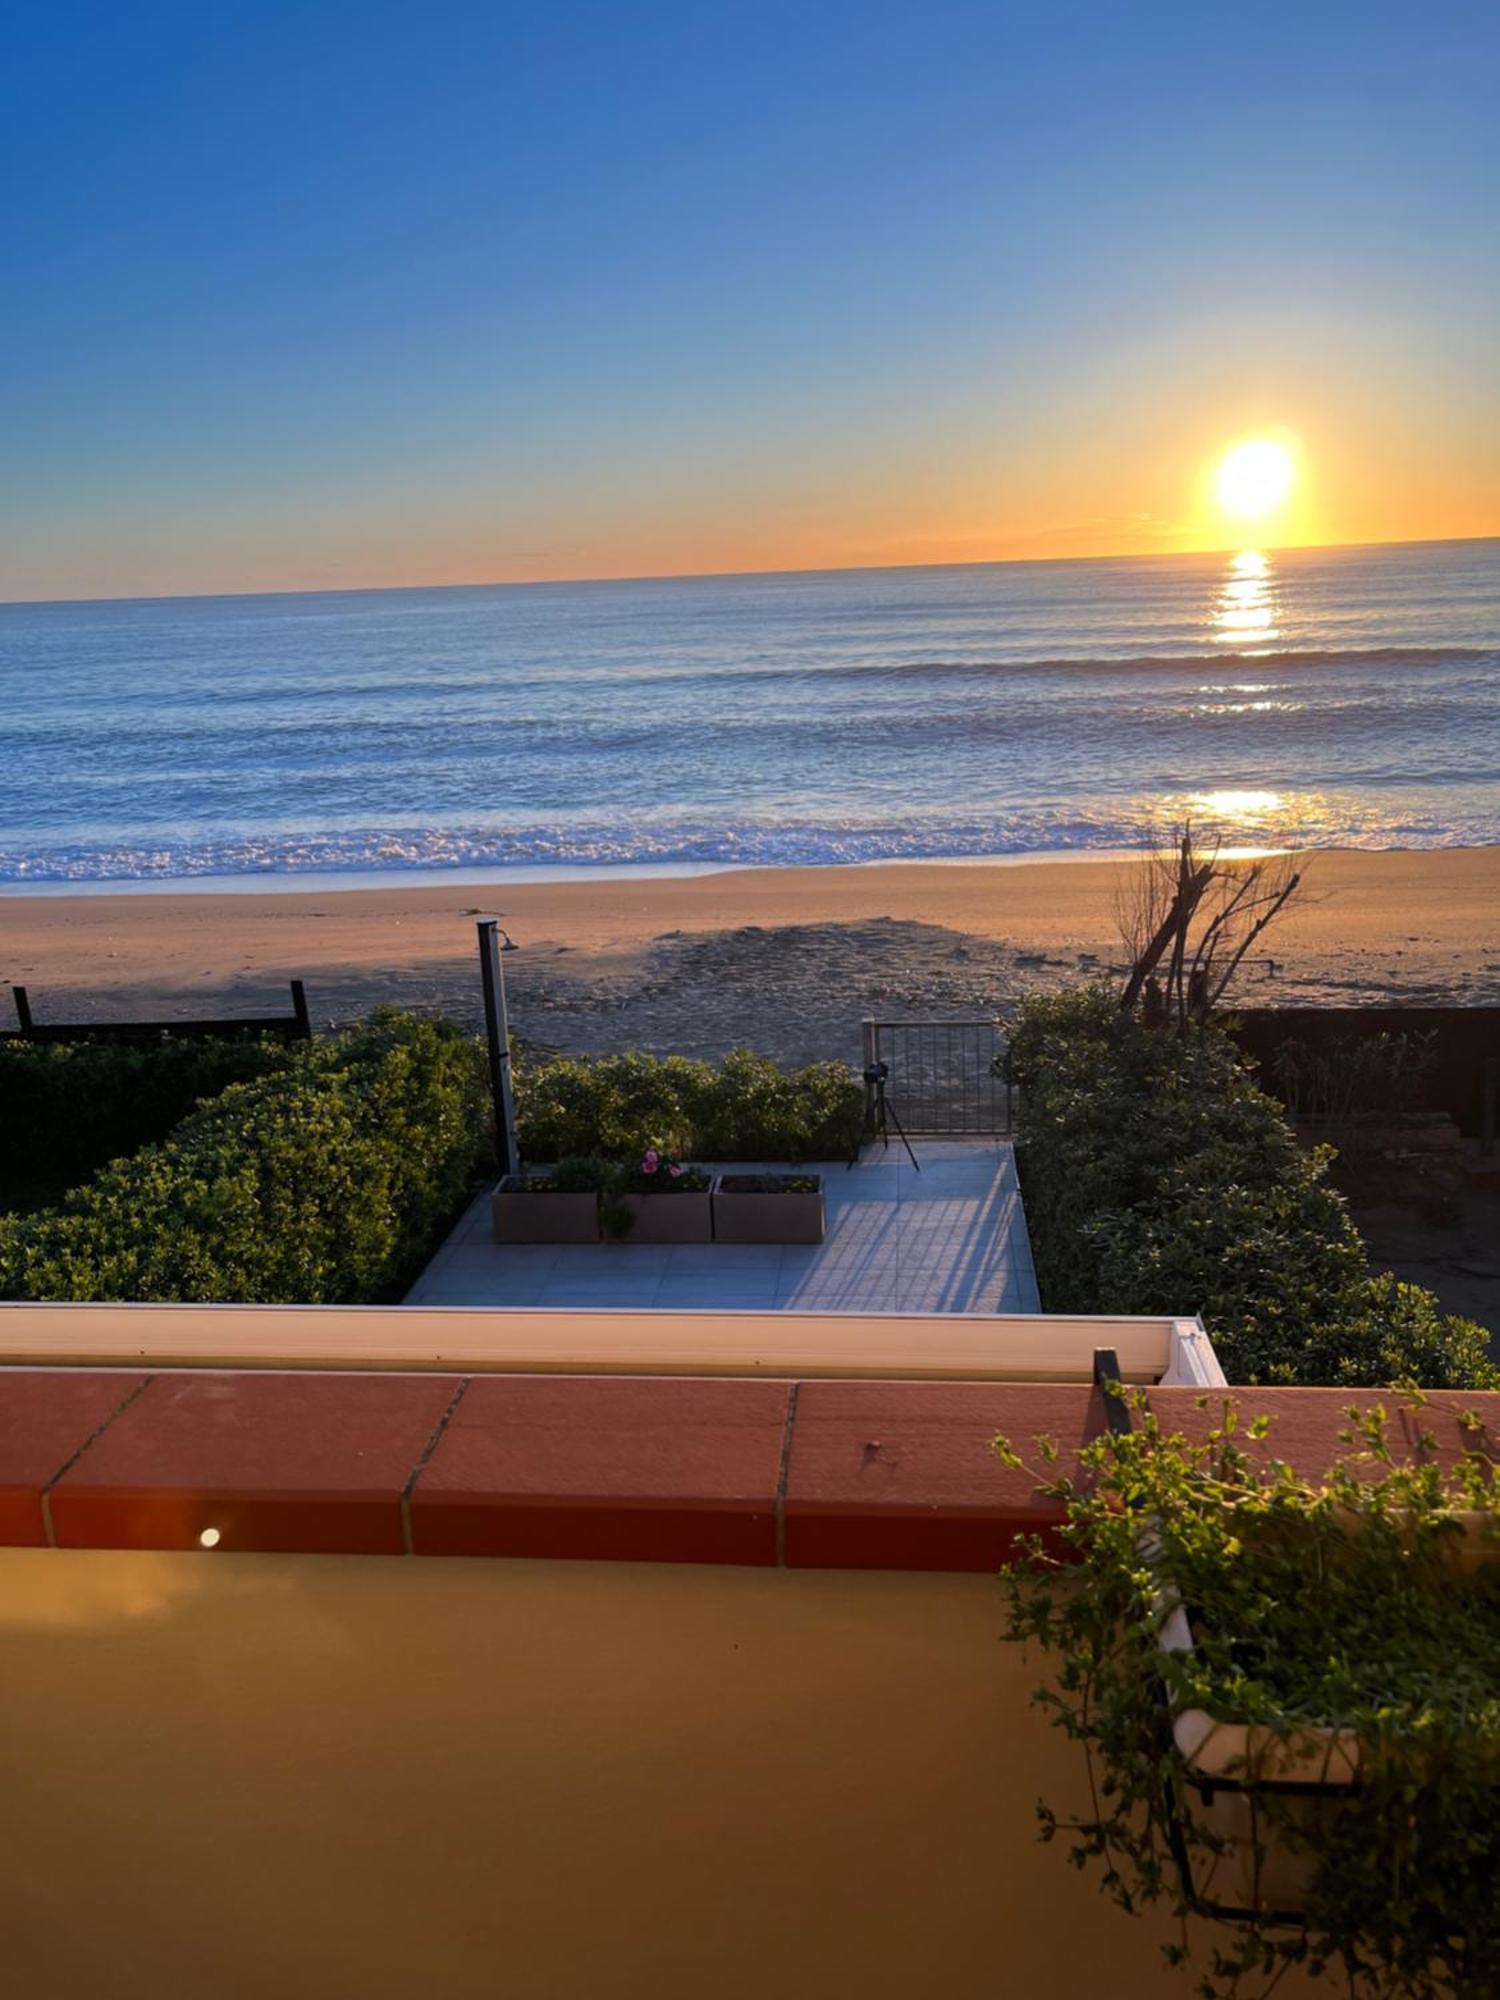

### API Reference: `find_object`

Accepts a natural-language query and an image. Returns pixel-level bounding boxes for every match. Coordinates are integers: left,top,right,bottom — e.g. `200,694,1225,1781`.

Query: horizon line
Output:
2,529,1496,613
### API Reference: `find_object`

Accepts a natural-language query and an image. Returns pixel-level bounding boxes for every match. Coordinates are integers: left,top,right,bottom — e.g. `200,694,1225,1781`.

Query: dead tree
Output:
1117,824,1304,1027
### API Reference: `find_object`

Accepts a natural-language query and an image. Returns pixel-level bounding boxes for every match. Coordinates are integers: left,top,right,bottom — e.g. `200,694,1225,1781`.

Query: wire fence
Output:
862,1017,1012,1134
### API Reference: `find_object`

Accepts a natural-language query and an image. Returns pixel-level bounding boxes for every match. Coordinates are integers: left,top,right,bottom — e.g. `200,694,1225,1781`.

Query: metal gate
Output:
861,1017,1012,1135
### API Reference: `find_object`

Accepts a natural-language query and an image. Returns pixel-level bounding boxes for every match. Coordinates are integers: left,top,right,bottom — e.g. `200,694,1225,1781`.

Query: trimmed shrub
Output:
0,1010,488,1304
0,1034,295,1211
1009,986,1496,1387
514,1047,864,1163
1298,1273,1498,1389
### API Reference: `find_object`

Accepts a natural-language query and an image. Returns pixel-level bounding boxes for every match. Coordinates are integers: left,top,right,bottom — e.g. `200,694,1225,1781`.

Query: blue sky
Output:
3,0,1497,598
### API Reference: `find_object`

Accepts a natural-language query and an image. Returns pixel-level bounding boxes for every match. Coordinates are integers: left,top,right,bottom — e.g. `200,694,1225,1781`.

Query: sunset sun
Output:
1215,438,1296,520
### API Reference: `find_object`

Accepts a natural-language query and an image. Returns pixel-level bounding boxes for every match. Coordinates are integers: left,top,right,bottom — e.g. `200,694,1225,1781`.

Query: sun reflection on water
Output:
1213,548,1281,647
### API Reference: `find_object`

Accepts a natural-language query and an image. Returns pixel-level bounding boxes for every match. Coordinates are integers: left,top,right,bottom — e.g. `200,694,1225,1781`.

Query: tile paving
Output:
406,1141,1039,1315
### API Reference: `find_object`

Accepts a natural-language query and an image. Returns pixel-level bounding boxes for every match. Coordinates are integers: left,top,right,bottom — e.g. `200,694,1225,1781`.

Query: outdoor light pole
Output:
476,919,521,1180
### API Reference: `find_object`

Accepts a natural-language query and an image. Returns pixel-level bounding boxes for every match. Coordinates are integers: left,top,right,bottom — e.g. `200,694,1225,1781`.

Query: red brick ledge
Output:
0,1369,1494,1572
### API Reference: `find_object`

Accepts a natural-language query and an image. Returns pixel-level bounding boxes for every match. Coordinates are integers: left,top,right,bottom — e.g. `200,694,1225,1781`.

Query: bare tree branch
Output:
1116,825,1307,1026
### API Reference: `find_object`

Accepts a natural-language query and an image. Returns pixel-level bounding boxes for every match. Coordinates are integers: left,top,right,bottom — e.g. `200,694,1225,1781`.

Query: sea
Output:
0,538,1496,890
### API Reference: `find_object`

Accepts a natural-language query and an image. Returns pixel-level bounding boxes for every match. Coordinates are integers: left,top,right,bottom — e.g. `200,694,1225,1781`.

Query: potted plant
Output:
491,1156,604,1243
711,1172,825,1244
997,1392,1500,1998
606,1148,712,1243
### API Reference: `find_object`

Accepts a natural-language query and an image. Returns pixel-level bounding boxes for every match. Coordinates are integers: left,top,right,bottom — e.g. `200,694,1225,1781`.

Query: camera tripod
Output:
851,1060,920,1172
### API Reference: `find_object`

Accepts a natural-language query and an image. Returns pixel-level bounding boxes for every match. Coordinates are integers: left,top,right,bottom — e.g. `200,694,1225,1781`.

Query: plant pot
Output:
1153,1511,1491,1918
618,1190,713,1243
1158,1591,1356,1915
711,1173,825,1244
491,1178,600,1244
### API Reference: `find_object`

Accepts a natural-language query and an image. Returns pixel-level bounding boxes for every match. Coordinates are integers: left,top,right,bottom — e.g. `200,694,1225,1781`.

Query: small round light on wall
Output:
198,1527,222,1549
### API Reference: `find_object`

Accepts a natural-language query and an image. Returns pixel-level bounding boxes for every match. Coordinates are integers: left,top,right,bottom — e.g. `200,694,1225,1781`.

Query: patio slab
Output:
405,1141,1040,1315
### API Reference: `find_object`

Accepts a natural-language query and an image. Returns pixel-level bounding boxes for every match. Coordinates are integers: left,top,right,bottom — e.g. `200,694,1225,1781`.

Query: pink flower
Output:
669,1164,683,1179
642,1149,659,1175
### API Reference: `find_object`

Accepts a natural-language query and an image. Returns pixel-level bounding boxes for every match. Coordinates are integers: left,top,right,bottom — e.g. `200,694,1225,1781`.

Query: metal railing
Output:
861,1017,1012,1134
5,981,312,1045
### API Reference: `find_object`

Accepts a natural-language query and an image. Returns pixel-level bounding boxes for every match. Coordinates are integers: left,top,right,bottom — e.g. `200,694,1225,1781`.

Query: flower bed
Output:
609,1150,712,1242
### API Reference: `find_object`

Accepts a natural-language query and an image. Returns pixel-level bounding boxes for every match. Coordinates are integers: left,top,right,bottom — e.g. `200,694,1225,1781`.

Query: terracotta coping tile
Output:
1147,1385,1500,1477
48,1371,461,1556
783,1380,1105,1571
4,1370,1499,1571
410,1375,791,1565
0,1370,150,1546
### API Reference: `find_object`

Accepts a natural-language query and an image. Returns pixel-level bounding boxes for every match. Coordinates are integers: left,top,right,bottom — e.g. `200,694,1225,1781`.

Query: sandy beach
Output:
3,847,1496,1065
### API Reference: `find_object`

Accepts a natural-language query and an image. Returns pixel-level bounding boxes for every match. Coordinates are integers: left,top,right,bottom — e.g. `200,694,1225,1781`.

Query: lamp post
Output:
476,920,520,1180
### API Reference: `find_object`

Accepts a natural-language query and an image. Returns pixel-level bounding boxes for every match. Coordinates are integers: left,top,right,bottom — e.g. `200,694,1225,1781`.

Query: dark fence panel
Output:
4,981,312,1045
863,1017,1011,1134
1228,1006,1500,1137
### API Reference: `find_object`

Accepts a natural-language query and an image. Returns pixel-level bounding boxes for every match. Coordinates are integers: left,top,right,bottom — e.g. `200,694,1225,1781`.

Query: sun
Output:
1215,438,1296,520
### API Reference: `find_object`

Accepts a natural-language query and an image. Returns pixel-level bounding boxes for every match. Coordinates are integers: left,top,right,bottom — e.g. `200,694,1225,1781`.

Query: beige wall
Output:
0,1550,1314,2000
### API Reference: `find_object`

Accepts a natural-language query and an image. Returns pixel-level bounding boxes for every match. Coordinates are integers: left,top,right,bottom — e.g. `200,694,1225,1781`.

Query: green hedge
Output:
1009,986,1496,1388
0,1034,296,1211
0,1010,488,1304
515,1048,865,1163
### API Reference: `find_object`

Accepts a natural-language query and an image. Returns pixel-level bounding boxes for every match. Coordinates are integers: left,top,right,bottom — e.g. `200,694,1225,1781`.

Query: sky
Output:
2,0,1497,601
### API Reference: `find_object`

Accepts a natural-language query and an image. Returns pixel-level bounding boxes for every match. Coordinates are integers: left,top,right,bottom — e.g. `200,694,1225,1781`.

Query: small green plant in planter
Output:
711,1171,825,1244
997,1394,1500,1999
602,1149,713,1242
492,1155,608,1244
517,1157,608,1195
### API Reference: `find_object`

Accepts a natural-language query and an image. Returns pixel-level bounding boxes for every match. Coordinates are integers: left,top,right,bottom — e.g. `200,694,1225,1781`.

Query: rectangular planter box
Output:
491,1179,600,1244
712,1174,825,1244
618,1190,713,1243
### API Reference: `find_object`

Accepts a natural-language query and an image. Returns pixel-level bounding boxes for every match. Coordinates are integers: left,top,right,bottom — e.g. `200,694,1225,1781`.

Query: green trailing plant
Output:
0,1033,296,1211
998,1393,1500,1999
0,1009,488,1303
1008,986,1494,1388
514,1047,863,1163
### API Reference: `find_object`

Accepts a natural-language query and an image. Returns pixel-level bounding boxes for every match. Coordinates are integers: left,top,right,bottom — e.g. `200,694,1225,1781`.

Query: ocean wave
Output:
4,801,1496,885
756,644,1498,684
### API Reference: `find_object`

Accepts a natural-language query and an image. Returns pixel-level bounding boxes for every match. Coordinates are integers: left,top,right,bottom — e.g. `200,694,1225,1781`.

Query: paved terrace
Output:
406,1140,1039,1314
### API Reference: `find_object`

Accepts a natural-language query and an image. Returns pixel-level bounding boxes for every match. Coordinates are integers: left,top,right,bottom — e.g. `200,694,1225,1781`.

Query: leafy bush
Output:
514,1047,863,1163
1009,986,1495,1387
0,1034,295,1211
0,1010,488,1303
999,1393,1500,1998
1298,1273,1498,1389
